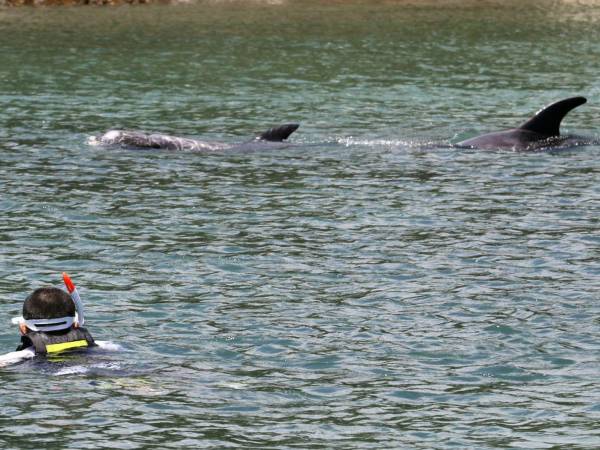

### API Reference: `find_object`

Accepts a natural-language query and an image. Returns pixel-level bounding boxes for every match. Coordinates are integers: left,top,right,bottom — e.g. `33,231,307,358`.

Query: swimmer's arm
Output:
0,347,35,367
94,341,124,351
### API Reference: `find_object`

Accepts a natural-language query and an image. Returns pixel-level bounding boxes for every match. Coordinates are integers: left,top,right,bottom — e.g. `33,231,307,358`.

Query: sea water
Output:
0,1,599,448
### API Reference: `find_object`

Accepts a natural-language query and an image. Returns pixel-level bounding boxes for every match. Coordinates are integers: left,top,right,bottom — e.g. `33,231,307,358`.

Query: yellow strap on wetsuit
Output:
45,340,89,354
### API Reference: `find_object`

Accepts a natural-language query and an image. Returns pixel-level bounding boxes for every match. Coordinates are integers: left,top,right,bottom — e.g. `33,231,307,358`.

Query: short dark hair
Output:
23,287,75,320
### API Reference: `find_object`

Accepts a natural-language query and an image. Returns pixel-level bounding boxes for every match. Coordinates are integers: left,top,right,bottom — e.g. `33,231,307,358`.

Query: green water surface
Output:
0,1,599,448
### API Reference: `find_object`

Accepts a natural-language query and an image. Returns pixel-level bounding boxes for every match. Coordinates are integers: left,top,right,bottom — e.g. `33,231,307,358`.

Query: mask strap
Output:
12,316,75,332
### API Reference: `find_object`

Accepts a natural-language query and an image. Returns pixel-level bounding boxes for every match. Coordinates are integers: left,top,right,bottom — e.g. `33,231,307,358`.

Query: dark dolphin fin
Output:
518,96,586,136
257,123,300,141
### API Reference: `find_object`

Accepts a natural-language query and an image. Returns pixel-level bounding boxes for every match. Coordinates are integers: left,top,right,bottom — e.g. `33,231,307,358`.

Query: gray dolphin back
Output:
98,123,300,151
518,96,586,136
456,96,588,150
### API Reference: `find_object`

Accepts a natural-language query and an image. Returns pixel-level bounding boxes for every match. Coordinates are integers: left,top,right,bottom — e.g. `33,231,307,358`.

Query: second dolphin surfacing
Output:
456,97,588,150
95,123,300,152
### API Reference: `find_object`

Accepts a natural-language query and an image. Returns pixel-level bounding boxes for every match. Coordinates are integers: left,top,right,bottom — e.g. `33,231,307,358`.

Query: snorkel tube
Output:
62,272,85,327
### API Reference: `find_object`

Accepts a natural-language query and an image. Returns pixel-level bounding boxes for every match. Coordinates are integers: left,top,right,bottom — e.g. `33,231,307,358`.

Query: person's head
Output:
19,287,76,335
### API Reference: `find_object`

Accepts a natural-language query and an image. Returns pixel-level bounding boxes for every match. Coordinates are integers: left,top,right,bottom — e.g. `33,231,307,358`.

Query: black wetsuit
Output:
16,327,96,354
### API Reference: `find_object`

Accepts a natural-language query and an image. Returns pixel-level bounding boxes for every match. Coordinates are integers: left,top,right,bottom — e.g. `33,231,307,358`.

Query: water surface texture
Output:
1,1,600,448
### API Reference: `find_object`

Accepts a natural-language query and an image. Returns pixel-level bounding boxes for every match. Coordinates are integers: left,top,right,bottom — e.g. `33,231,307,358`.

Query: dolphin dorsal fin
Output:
258,123,300,142
518,96,586,136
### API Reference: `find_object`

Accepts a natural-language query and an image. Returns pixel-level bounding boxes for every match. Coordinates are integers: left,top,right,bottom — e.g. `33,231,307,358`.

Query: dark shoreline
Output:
2,0,595,7
0,0,173,5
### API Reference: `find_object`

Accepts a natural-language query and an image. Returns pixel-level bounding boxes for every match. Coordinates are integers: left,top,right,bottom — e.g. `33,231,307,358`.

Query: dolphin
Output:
94,123,300,151
456,96,588,150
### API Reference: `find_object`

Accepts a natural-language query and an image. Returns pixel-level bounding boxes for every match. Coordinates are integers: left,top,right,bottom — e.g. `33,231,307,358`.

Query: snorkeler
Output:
0,274,121,368
0,273,110,367
14,274,95,354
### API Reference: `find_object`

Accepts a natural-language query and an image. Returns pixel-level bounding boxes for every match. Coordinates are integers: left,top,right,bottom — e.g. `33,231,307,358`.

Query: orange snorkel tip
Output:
62,272,75,294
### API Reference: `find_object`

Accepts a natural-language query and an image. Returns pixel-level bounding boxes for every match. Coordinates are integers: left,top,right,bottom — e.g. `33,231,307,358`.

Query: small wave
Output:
95,340,125,352
217,382,248,390
54,365,89,375
87,135,101,146
54,361,122,376
335,136,451,149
